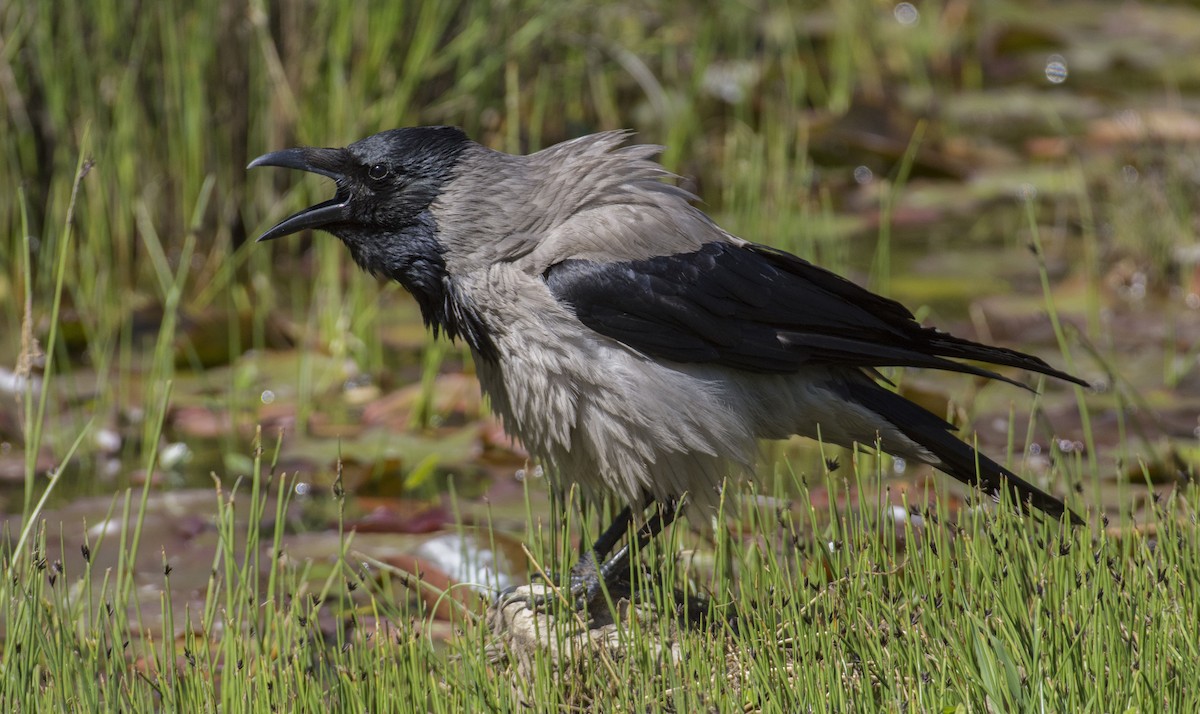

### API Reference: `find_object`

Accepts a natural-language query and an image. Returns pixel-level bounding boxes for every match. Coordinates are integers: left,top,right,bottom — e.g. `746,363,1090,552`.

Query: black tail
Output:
842,380,1084,525
924,331,1090,390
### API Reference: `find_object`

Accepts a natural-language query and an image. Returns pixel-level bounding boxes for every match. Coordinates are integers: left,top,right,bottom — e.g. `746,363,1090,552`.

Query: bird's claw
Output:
494,553,613,616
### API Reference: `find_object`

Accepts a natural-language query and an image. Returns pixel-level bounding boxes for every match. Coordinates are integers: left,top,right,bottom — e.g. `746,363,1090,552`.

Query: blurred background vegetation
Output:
3,1,1200,709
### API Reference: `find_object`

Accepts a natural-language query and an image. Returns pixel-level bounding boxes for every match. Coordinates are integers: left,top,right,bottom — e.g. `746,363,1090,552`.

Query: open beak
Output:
248,147,351,242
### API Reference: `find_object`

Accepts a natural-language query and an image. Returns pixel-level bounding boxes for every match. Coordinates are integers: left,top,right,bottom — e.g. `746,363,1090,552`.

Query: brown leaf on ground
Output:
348,499,451,534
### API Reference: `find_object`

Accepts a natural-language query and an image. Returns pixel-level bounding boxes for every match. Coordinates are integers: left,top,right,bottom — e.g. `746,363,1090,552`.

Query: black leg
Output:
527,501,635,585
564,498,679,609
592,500,678,587
497,497,680,613
586,504,634,561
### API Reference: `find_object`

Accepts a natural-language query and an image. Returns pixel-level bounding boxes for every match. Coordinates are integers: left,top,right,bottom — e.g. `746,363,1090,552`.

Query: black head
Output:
248,126,470,244
249,126,495,358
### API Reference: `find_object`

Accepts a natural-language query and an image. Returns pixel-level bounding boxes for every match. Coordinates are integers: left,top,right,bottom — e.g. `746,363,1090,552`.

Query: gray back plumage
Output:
433,131,732,276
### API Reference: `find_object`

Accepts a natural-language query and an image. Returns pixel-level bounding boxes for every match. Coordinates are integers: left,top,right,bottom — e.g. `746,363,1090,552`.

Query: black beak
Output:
248,147,351,242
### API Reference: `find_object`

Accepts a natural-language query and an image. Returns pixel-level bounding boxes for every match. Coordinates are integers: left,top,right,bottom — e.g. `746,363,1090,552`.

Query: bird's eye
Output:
368,163,389,181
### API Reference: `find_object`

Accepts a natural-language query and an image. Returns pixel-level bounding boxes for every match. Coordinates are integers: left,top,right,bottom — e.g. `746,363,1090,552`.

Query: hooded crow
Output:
250,127,1086,607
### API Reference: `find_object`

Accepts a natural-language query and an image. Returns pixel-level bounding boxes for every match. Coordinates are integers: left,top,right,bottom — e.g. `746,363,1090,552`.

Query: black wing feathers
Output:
545,241,1088,386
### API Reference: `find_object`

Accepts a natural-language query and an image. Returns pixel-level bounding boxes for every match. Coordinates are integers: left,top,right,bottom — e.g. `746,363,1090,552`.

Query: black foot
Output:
495,500,681,617
493,548,632,615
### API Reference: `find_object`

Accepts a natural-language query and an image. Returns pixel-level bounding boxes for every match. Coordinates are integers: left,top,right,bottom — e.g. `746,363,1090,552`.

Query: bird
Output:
249,126,1087,608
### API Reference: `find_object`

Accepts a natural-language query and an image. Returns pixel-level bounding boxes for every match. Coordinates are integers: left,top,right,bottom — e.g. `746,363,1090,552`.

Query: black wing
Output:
544,241,1087,386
